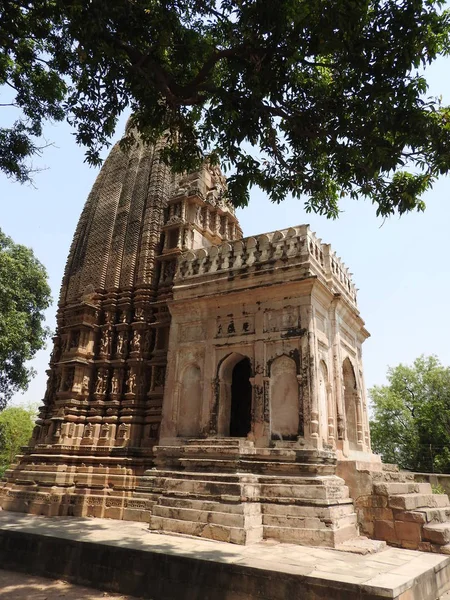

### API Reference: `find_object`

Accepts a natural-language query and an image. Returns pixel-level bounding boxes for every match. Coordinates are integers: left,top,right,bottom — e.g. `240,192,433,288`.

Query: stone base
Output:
0,512,449,600
0,444,154,522
140,438,360,547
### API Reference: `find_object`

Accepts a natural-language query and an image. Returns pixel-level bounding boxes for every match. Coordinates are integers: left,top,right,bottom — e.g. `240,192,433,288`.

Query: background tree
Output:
1,0,450,217
0,405,35,477
0,229,51,410
370,355,450,473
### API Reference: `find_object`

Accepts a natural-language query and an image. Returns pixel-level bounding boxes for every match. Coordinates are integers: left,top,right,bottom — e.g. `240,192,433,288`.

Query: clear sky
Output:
1,56,450,410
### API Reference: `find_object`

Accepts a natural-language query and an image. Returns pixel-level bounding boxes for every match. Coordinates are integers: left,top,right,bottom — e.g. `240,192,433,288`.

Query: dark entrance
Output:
230,357,252,437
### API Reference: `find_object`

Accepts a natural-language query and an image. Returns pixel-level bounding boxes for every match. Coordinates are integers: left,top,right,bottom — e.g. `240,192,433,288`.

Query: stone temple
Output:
3,129,450,552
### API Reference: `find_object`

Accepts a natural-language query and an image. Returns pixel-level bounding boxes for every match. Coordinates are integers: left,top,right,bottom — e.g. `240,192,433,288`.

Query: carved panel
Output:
216,315,255,337
263,306,301,333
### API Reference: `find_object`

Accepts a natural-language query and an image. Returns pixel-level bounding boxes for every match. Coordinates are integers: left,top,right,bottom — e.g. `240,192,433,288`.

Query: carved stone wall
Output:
160,225,372,456
0,131,240,519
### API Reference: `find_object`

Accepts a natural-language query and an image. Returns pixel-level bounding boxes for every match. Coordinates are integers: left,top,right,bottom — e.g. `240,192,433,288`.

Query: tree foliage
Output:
1,1,450,216
370,355,450,473
0,229,51,410
0,405,35,476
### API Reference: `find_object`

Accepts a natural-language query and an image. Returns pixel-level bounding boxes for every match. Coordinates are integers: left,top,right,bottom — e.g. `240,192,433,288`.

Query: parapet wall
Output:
175,225,357,307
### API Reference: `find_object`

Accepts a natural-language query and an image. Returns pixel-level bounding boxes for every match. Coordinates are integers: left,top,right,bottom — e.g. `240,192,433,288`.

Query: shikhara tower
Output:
8,126,447,552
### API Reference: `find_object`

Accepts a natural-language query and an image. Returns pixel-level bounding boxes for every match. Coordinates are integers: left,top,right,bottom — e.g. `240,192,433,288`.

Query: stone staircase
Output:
137,438,361,547
343,462,450,552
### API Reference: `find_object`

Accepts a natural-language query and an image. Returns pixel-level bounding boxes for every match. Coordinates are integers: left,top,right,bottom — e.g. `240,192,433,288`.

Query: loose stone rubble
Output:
2,128,450,552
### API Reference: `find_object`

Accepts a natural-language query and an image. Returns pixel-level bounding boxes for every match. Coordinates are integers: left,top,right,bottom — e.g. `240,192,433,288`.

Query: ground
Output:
0,570,140,600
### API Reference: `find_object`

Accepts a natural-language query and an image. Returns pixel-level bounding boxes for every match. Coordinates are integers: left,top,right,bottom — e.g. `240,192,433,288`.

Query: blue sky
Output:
1,57,450,409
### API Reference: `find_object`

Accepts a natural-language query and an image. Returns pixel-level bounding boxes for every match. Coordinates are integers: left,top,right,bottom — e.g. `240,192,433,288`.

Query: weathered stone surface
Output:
1,513,450,600
3,126,450,563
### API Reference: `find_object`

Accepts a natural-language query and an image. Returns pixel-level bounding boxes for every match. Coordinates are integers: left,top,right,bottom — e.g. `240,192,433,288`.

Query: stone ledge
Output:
0,512,449,599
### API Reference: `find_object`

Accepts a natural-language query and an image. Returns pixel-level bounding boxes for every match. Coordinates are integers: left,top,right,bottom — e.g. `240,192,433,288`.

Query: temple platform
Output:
0,512,450,599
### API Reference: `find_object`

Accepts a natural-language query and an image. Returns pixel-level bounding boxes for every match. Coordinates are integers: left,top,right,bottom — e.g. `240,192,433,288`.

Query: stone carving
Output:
70,331,80,349
84,423,94,439
117,423,129,440
166,214,182,226
53,422,62,438
131,330,141,353
62,370,74,392
95,370,107,394
134,307,145,321
100,330,112,355
111,370,121,395
50,338,61,363
116,331,127,356
126,370,137,394
44,374,55,401
65,423,75,438
104,311,114,324
100,423,110,438
81,374,90,394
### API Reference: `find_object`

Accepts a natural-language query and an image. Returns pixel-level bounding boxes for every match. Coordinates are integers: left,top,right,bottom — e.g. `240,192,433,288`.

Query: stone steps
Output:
259,483,349,501
144,469,344,486
423,523,450,545
157,495,244,513
354,464,450,552
141,476,350,503
184,438,255,447
155,445,337,464
139,444,361,548
388,493,450,511
152,505,255,528
262,511,357,530
394,507,450,524
178,457,336,475
263,522,358,546
150,514,263,544
373,482,432,496
261,501,355,519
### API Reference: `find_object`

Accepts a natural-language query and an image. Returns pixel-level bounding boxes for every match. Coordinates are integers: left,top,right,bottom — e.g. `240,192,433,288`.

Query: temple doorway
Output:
230,357,252,437
217,353,253,437
343,358,358,450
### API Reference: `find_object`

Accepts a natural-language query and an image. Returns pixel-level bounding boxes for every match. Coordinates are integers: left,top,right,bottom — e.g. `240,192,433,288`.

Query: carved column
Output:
308,307,319,446
326,383,335,447
330,303,345,441
355,391,364,447
297,374,304,437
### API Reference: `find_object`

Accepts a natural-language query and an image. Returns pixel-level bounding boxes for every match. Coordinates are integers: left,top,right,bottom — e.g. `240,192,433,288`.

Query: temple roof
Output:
59,132,238,306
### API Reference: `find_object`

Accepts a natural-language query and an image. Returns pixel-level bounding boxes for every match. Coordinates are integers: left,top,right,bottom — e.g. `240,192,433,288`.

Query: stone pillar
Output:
326,383,335,448
297,375,304,437
330,305,345,443
308,307,319,447
356,391,364,447
249,374,266,447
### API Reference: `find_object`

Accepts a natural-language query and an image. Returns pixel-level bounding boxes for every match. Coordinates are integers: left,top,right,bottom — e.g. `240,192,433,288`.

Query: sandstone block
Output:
374,519,397,542
394,520,422,543
372,508,394,521
423,523,450,545
388,493,450,511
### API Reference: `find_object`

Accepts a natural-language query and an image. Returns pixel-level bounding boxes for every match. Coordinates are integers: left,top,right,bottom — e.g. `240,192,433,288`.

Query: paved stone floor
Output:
0,569,136,599
1,512,450,599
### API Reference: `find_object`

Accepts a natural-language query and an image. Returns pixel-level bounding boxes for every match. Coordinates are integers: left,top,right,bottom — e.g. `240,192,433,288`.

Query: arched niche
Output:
270,355,299,440
342,358,358,450
217,353,252,437
318,361,329,443
177,364,202,437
